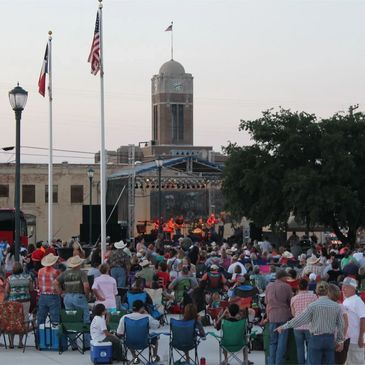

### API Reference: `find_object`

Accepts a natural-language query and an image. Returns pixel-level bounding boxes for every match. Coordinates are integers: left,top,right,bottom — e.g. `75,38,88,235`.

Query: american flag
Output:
88,12,100,75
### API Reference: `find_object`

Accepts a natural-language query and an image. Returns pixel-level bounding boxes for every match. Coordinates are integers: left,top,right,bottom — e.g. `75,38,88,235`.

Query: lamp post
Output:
87,166,95,245
9,83,28,262
155,157,163,233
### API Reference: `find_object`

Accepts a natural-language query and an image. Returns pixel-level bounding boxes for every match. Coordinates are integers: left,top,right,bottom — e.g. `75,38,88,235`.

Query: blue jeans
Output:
307,334,335,365
37,294,61,324
111,267,126,288
268,322,289,365
63,293,90,347
293,329,311,365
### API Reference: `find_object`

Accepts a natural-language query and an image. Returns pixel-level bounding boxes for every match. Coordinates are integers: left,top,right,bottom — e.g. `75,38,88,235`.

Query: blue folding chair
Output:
123,317,158,365
169,318,200,365
126,292,147,311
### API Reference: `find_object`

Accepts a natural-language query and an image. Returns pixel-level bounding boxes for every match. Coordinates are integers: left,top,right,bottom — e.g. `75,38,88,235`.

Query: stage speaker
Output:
80,223,126,244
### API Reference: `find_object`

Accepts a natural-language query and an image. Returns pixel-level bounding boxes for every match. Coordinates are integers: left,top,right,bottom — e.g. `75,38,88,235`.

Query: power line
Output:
0,151,93,160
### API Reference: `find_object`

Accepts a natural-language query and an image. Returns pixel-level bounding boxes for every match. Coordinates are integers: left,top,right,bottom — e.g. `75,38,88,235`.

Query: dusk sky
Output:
1,0,365,164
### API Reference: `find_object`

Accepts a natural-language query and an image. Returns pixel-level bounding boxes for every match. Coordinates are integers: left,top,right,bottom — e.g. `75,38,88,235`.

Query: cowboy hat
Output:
140,259,150,267
210,264,219,270
282,251,294,259
66,255,84,268
41,253,59,267
306,255,320,265
114,240,127,250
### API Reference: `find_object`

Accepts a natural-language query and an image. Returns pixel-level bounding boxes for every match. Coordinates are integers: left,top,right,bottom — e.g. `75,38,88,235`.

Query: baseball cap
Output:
342,277,358,289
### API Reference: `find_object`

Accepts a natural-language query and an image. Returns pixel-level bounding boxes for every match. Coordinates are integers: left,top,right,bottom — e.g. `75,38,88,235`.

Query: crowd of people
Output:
0,231,364,365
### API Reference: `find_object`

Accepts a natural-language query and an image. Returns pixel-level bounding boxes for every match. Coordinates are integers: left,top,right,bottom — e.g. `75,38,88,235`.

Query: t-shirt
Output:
228,262,247,275
92,274,117,309
116,312,159,335
58,269,88,294
343,294,365,344
90,315,107,342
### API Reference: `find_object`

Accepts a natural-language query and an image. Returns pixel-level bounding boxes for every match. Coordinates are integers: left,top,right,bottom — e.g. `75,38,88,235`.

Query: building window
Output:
22,185,36,203
71,185,84,203
0,185,9,198
171,104,184,142
153,105,158,141
45,185,58,203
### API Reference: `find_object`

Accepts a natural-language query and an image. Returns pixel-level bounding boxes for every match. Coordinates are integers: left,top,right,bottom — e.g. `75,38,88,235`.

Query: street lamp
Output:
9,83,28,262
155,157,163,233
87,166,95,245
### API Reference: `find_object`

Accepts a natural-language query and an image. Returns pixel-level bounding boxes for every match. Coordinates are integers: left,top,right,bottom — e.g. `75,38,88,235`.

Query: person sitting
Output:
123,278,153,310
201,264,227,293
155,261,170,289
117,299,160,363
168,266,198,305
90,303,125,362
135,260,155,288
182,303,206,362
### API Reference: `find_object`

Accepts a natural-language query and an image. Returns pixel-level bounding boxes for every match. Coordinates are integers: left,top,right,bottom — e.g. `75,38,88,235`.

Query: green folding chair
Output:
209,319,250,365
107,310,127,333
59,310,90,354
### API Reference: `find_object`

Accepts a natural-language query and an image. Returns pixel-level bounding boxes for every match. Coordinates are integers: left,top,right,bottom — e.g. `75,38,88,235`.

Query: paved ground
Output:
0,321,265,365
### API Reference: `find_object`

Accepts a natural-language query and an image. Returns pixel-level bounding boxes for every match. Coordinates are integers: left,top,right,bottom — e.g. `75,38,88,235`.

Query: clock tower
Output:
151,59,193,145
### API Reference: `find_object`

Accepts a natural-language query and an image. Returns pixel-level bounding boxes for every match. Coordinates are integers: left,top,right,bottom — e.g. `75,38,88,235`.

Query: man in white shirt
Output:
117,300,160,363
342,277,365,365
227,257,247,275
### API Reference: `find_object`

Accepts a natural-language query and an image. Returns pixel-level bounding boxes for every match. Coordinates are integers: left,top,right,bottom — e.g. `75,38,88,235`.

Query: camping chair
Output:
209,319,250,365
123,317,159,365
169,318,200,365
59,309,89,354
125,291,147,311
0,301,37,352
107,310,127,333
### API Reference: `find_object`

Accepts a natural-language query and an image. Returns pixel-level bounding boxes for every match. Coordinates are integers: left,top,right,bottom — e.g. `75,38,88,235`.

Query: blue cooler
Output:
39,324,63,351
90,340,113,364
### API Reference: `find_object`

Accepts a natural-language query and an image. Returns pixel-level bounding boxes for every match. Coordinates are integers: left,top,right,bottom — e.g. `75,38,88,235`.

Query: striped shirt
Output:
282,296,344,342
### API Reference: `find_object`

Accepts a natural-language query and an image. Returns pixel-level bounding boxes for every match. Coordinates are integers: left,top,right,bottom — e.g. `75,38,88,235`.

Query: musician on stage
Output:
206,213,218,233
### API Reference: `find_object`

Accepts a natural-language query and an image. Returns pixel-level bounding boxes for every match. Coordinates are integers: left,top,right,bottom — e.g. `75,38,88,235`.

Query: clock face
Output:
166,78,184,92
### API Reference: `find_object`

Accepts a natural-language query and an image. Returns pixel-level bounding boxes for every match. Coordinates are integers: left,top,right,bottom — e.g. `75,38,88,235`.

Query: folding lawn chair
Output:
107,309,127,333
59,309,89,354
126,292,147,311
0,301,37,352
169,318,200,365
209,319,250,365
123,316,159,365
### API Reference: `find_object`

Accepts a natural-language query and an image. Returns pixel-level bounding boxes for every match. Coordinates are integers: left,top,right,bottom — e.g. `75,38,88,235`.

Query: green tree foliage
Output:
223,108,365,246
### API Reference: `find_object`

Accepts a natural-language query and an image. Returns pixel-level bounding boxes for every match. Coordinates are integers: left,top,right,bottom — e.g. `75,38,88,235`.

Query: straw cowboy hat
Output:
66,255,84,268
140,259,151,267
41,253,59,267
114,240,127,250
306,255,320,265
282,251,294,259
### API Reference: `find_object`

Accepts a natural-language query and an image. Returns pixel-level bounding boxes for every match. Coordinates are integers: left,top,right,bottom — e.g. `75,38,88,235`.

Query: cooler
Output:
90,340,113,364
38,323,62,351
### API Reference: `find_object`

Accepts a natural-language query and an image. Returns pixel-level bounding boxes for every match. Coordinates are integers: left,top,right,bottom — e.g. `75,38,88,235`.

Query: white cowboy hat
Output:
66,255,84,268
140,259,150,267
231,247,238,252
282,251,294,259
306,255,320,265
114,240,127,250
41,253,59,267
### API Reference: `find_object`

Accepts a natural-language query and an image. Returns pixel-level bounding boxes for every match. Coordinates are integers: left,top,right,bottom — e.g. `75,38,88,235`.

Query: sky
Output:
0,0,365,164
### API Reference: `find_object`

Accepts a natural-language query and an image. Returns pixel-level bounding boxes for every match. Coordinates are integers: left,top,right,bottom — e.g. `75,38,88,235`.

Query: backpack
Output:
207,271,223,290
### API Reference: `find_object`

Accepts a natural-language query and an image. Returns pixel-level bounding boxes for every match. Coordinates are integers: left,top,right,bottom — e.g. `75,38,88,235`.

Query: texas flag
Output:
38,44,48,97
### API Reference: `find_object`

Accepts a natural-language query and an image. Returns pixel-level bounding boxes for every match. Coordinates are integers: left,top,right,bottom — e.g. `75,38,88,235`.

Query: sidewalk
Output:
0,323,265,365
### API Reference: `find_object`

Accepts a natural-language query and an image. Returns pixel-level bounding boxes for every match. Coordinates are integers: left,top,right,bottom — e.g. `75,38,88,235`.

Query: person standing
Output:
56,255,90,347
92,263,118,312
37,253,61,325
265,270,292,365
108,241,129,288
290,278,317,365
342,277,365,365
276,281,345,365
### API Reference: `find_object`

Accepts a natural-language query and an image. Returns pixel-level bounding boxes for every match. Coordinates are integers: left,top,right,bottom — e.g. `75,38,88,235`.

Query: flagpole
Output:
48,30,53,246
98,0,107,262
171,21,174,60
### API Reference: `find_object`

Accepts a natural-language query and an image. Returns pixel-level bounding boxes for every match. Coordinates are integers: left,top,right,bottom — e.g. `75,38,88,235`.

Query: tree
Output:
223,107,365,247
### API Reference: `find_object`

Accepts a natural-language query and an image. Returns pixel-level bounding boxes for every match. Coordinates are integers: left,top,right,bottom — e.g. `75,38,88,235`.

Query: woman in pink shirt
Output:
92,263,118,312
